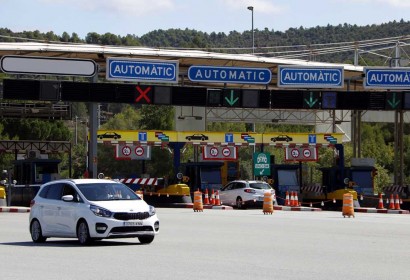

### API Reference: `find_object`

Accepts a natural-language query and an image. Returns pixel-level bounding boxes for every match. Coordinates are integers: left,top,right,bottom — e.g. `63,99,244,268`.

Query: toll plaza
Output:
1,42,410,210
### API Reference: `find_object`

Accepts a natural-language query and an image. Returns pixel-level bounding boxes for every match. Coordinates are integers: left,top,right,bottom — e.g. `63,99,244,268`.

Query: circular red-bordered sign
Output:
303,149,311,158
222,147,231,157
291,148,300,158
209,147,219,157
121,146,131,156
135,146,144,156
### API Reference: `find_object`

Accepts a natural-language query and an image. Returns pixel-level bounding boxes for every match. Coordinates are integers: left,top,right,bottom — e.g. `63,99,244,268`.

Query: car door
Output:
233,182,246,200
41,183,63,235
58,184,81,237
219,182,234,205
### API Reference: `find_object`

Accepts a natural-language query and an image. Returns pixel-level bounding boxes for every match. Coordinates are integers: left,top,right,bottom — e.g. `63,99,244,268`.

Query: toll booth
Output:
271,164,300,205
180,162,224,192
221,160,240,186
321,166,374,195
11,158,61,206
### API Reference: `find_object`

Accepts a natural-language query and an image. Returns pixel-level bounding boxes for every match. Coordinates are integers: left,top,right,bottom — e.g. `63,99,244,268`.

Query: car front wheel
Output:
77,220,92,245
138,235,155,244
30,219,47,243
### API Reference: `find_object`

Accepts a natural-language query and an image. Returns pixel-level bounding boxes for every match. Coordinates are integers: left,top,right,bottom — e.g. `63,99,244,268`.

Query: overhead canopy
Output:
0,42,364,90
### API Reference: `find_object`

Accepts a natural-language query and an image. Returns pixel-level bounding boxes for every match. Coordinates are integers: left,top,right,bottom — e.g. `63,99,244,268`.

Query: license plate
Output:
124,221,143,226
258,196,265,201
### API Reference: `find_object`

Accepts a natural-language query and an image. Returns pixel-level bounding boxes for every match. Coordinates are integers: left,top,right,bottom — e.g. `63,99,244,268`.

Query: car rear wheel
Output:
30,219,47,243
236,197,244,209
77,220,92,245
138,235,155,244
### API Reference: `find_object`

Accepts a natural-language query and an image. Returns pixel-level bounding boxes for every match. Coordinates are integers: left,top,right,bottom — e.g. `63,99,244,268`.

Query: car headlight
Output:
90,205,112,217
149,205,156,216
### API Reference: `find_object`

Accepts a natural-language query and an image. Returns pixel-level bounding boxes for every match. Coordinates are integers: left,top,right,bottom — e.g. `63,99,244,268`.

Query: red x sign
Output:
135,86,152,103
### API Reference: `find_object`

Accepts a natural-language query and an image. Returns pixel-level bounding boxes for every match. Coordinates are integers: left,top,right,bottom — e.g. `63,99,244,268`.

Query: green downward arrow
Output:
388,93,400,108
304,92,318,108
225,90,239,106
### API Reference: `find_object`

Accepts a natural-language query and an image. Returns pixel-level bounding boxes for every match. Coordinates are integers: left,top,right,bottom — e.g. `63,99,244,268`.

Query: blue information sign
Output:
188,65,271,84
364,67,410,89
106,58,178,83
278,66,344,88
138,132,147,141
225,133,233,143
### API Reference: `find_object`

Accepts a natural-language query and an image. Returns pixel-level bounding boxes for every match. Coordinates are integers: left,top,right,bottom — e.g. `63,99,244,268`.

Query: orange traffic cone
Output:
294,192,299,207
215,191,221,206
395,194,401,210
285,191,290,206
290,191,295,206
203,189,210,205
388,194,395,209
210,189,215,205
377,193,384,209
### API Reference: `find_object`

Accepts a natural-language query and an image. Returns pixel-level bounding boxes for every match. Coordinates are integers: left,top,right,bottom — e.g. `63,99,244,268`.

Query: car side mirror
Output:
62,195,74,202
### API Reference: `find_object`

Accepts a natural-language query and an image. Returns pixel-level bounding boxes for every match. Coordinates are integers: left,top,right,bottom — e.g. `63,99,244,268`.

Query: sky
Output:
1,0,410,39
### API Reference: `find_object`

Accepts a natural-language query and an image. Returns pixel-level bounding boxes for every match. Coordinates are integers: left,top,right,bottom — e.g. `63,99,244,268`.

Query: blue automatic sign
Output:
188,65,272,84
278,65,344,88
106,57,178,83
364,67,410,89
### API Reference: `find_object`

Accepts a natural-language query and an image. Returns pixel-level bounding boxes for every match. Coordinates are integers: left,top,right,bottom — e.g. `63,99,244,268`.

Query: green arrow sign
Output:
224,90,239,106
387,92,401,109
304,92,318,108
253,152,271,176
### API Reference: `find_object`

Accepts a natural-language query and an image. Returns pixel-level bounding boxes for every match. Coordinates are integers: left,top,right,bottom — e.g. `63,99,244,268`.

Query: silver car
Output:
29,179,159,245
218,180,275,209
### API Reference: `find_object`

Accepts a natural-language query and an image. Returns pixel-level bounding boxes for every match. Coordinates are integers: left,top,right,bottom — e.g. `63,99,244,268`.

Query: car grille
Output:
113,212,150,220
110,226,153,234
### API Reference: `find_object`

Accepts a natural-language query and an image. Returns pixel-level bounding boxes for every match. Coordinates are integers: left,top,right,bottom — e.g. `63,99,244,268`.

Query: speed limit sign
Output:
291,149,300,158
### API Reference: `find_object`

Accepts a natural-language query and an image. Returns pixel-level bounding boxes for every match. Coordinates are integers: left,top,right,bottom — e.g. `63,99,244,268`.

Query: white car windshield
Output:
77,183,141,201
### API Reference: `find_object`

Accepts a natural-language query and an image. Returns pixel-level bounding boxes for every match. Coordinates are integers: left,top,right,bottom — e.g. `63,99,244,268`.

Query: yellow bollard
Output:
193,190,203,212
262,191,273,215
342,193,355,218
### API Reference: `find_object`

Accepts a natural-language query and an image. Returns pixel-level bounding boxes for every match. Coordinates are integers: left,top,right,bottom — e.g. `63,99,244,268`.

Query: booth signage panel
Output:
0,55,97,77
106,57,178,83
115,144,151,160
97,130,342,145
188,65,272,84
364,67,410,89
202,146,237,160
285,147,317,161
278,65,344,88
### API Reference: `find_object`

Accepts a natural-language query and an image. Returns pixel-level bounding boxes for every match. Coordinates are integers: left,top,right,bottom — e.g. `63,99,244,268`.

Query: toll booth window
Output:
200,169,222,184
277,170,299,186
34,163,59,183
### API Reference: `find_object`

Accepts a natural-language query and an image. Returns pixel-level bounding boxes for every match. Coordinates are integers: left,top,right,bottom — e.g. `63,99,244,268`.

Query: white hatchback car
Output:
29,179,159,245
218,180,275,209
